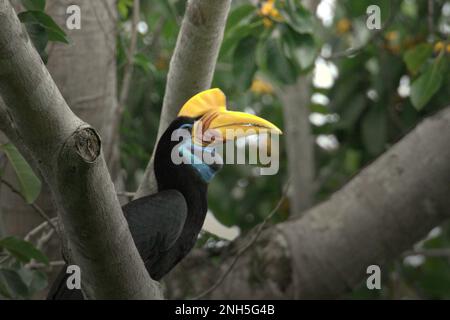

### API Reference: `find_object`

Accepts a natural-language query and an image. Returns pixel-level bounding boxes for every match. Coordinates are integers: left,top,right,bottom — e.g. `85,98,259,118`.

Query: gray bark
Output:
1,0,120,237
46,0,119,175
135,0,232,198
278,0,320,214
0,0,160,299
279,78,315,213
278,0,320,215
0,1,122,298
165,107,450,299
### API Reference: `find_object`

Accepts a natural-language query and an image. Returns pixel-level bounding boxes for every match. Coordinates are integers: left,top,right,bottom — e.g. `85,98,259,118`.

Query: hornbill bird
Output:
48,89,282,299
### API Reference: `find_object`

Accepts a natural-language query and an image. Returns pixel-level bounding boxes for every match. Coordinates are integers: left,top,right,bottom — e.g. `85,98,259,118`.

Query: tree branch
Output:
0,0,160,299
278,78,315,214
193,182,290,300
402,248,450,258
165,107,450,299
119,0,140,108
107,0,140,164
275,0,320,215
135,0,232,198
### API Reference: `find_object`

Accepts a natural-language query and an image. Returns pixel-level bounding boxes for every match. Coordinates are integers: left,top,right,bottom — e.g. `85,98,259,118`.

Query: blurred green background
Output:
118,0,450,298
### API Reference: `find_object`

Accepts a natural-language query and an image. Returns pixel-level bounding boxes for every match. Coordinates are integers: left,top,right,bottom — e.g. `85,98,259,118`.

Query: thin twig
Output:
193,181,291,300
144,17,166,55
27,260,66,269
428,0,434,37
108,0,141,164
119,0,140,108
402,248,450,258
117,191,136,198
24,218,58,242
36,228,55,250
0,178,57,232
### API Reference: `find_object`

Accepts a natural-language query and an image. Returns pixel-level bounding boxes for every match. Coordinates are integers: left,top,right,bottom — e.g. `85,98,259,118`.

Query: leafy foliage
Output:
0,237,48,299
221,0,319,87
0,144,41,204
18,0,68,63
118,0,450,299
410,53,447,110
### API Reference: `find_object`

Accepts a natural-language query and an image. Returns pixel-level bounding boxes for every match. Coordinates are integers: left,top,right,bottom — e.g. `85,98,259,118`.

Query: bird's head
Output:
155,88,282,186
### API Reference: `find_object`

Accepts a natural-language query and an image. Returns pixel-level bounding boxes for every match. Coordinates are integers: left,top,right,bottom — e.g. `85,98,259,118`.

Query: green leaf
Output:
0,143,41,204
281,26,317,71
259,37,297,85
133,53,156,74
278,0,315,34
336,94,367,129
0,268,29,299
344,149,362,174
220,21,263,58
28,270,48,293
410,56,446,111
47,29,69,43
226,4,256,32
403,43,433,74
0,237,49,265
362,106,387,156
0,279,14,299
21,21,48,61
233,36,258,90
18,267,48,294
118,0,131,18
310,103,329,114
19,11,69,44
21,0,46,11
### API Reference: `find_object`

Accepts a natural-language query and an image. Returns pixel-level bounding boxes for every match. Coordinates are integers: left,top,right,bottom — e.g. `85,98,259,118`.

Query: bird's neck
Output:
154,135,209,236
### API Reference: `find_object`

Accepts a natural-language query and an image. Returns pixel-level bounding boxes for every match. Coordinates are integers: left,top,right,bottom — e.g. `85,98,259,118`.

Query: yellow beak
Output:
177,88,282,146
192,109,282,146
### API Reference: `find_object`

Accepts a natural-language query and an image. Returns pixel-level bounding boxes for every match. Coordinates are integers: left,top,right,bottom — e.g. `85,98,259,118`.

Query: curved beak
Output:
193,109,282,145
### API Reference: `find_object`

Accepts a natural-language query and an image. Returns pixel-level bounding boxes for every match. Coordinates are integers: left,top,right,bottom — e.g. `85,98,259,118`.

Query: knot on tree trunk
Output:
73,127,101,163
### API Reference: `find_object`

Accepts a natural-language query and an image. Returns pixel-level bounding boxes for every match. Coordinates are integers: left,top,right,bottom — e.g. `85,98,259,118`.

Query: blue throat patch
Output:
178,140,220,183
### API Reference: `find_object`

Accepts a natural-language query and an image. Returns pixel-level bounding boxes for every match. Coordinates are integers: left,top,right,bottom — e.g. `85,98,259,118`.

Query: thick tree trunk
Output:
0,0,122,298
0,0,160,299
165,107,450,299
0,0,120,236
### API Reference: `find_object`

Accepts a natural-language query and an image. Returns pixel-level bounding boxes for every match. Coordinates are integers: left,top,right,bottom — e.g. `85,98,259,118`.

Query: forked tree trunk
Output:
0,1,121,298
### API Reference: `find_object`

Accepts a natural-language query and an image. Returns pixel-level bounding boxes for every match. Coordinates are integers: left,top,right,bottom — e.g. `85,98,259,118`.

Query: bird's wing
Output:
47,190,187,300
123,189,187,264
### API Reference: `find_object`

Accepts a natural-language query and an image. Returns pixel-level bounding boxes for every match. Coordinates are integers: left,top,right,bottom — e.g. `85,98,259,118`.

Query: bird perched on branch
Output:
48,88,282,299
